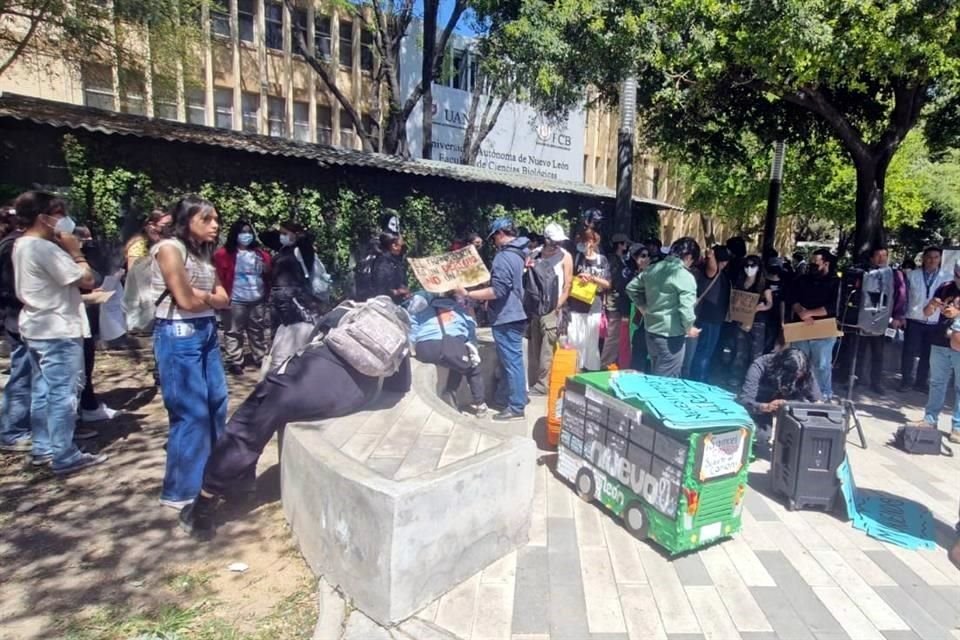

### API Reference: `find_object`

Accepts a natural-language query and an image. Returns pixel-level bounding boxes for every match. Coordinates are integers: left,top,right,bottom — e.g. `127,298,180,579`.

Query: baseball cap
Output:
612,233,630,245
767,256,784,271
487,217,513,238
543,222,568,242
713,246,732,263
629,243,649,258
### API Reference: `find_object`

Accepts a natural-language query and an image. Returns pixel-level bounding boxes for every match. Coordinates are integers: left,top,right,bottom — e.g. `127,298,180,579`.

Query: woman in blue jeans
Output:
151,195,231,509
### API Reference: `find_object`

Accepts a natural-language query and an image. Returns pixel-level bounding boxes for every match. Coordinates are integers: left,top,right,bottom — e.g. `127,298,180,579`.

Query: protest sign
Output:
408,245,491,293
782,318,842,343
729,290,760,329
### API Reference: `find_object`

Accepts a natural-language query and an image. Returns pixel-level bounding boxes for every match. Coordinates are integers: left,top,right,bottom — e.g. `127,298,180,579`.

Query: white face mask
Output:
47,215,76,236
279,233,295,247
745,266,759,277
576,243,587,254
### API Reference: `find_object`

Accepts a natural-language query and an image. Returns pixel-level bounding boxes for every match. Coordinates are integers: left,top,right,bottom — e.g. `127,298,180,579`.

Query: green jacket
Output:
626,256,697,337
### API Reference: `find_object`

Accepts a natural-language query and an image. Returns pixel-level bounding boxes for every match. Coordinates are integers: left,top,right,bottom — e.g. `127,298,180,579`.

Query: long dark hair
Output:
736,254,766,292
280,220,317,275
766,348,813,398
225,218,258,253
169,194,217,260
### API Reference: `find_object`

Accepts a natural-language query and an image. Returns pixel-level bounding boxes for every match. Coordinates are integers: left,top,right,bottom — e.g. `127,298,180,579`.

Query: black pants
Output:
201,346,395,497
856,334,886,388
80,304,100,411
415,338,484,404
901,320,938,387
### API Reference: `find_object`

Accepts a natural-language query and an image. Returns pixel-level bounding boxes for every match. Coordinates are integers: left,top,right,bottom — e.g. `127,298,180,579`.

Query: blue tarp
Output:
609,372,752,431
836,457,937,551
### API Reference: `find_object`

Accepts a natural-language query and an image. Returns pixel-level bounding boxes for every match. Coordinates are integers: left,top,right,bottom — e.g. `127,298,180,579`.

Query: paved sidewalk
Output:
405,391,960,640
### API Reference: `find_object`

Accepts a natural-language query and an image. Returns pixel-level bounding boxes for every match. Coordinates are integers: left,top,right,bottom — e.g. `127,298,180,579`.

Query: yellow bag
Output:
570,278,598,305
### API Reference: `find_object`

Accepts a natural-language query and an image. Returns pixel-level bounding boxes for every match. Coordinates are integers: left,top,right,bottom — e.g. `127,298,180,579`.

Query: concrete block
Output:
281,418,536,626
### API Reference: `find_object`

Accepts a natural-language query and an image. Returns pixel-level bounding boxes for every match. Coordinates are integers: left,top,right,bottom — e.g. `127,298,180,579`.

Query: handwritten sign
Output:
699,429,747,480
729,289,760,329
782,318,842,344
407,245,491,293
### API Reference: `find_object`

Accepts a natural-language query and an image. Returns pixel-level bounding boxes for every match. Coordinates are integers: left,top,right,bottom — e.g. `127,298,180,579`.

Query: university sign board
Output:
399,30,586,182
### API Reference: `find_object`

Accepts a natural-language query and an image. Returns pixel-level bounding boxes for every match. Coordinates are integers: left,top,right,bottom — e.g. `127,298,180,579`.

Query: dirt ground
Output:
0,346,317,640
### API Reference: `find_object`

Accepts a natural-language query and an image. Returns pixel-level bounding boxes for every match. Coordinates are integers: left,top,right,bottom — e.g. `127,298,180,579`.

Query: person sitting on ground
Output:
179,301,412,539
408,290,487,416
738,348,822,442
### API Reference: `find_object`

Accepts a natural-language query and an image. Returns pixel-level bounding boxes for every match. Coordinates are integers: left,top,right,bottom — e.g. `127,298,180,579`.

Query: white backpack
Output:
294,247,333,302
123,256,156,331
321,296,411,377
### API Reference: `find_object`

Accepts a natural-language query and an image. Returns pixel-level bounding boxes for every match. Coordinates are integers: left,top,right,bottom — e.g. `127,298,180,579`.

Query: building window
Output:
242,92,260,133
293,101,310,141
214,88,233,129
339,108,354,147
360,28,373,72
211,2,230,38
82,64,115,111
339,20,353,67
291,8,307,55
448,49,468,90
468,53,480,92
186,88,206,125
268,96,286,136
315,15,331,59
238,0,255,43
317,105,332,144
119,69,146,115
265,2,283,51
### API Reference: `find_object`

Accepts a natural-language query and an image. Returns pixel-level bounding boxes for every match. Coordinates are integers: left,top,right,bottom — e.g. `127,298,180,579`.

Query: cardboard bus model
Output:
557,372,755,555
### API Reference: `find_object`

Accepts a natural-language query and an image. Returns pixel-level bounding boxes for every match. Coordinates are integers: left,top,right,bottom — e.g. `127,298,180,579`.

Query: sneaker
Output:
31,454,53,467
529,385,547,397
159,497,193,510
180,495,217,540
442,390,461,413
470,402,489,418
227,364,244,376
492,408,525,422
0,438,32,453
74,426,98,440
80,404,119,423
949,432,960,445
52,452,107,476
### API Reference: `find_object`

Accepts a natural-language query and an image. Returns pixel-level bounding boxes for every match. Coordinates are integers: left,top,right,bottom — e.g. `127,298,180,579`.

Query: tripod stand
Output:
841,327,869,449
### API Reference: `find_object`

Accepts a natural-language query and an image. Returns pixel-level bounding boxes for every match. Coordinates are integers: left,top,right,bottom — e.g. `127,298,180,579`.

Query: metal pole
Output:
762,141,786,256
615,75,637,237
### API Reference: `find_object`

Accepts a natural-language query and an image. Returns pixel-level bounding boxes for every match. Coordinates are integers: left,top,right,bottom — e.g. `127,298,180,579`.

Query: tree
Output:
484,0,960,256
284,0,467,156
0,0,203,79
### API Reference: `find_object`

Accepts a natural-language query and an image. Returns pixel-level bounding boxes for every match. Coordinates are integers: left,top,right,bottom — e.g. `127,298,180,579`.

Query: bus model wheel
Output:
575,468,595,503
623,501,649,539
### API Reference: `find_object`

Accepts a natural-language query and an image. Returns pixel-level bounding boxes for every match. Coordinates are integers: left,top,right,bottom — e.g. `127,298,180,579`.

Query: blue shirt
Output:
489,236,529,326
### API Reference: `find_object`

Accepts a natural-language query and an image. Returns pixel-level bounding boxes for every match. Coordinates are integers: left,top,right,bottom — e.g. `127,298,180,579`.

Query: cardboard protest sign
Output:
782,318,842,344
729,290,760,329
408,245,491,293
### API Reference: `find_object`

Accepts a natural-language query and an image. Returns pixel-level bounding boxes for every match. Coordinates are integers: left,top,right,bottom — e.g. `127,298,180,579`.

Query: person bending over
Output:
738,348,822,442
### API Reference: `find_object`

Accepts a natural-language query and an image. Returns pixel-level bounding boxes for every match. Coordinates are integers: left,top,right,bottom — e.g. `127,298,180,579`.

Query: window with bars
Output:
153,76,179,120
451,49,468,90
186,88,206,125
82,64,115,111
268,96,286,136
119,68,146,115
265,2,283,51
291,8,308,55
238,0,255,43
293,101,310,141
315,15,331,59
214,88,233,129
242,93,260,133
339,108,354,147
317,105,332,144
210,2,230,38
360,29,373,72
339,20,353,67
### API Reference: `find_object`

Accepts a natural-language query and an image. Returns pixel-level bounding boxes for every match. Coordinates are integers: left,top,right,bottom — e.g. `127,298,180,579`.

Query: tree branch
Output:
0,0,56,77
780,85,871,164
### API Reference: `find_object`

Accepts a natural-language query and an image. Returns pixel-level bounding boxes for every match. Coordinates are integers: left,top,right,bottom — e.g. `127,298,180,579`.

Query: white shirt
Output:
150,239,217,320
13,236,91,339
905,267,947,323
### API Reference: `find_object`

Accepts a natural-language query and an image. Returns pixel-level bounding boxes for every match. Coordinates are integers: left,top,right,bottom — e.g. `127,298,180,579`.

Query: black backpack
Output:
523,251,562,317
0,233,21,315
354,252,378,301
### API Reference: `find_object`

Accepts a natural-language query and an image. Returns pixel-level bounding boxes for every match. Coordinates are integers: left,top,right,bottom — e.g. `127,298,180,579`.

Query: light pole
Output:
761,141,786,256
615,75,637,237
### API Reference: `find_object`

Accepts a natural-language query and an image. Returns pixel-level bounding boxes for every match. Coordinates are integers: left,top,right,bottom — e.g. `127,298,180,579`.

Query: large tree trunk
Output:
420,0,438,160
852,158,887,259
382,109,408,157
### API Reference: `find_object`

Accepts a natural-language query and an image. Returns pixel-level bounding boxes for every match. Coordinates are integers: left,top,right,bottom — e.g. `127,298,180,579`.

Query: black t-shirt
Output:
372,253,407,304
930,281,960,348
766,277,785,326
570,253,610,314
695,268,731,325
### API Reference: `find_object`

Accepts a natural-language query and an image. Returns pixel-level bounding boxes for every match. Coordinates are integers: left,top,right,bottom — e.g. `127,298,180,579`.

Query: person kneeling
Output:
408,290,487,417
180,299,411,539
738,348,822,446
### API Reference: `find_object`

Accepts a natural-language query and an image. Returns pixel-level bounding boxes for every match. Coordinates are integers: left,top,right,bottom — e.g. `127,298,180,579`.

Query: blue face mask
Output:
237,232,254,247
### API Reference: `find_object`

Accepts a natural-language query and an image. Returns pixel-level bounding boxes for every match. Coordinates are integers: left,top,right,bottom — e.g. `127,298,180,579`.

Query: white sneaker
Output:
81,404,120,423
159,497,193,510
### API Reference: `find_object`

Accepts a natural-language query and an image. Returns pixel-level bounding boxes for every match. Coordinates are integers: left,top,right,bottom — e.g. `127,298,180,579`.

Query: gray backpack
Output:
321,296,411,377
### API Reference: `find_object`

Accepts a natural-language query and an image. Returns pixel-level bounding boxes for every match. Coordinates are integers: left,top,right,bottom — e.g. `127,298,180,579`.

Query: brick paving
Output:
410,391,960,640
